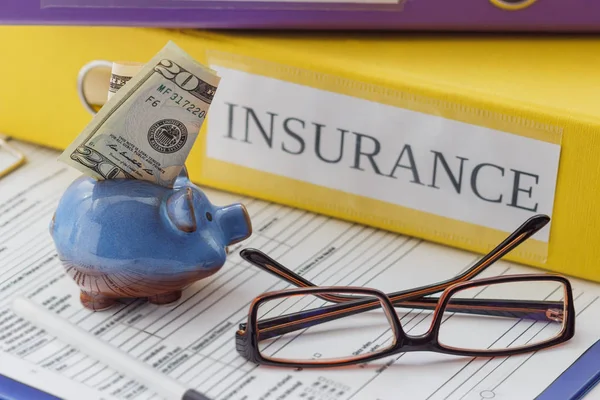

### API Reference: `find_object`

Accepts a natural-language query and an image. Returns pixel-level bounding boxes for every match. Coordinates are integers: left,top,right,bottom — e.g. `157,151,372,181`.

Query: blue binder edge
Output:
0,374,60,400
536,339,600,400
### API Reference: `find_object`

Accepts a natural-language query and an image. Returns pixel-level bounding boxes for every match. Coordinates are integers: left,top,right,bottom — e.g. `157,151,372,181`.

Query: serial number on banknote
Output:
146,85,208,119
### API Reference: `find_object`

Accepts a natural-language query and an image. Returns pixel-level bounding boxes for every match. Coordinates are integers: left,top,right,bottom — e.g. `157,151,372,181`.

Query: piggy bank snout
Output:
216,203,252,246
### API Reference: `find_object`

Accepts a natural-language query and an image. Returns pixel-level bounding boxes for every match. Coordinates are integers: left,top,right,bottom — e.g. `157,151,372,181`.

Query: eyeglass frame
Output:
235,214,576,368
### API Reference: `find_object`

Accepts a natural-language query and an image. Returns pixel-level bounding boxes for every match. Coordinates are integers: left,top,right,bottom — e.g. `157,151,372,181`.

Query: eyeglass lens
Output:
255,292,396,363
438,279,567,352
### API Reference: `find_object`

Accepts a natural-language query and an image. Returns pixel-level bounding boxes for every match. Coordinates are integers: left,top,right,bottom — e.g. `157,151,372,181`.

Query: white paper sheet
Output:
0,140,599,400
0,137,25,178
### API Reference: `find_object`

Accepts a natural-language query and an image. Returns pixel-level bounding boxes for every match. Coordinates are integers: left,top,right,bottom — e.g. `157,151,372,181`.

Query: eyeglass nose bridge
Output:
383,286,459,347
386,306,446,349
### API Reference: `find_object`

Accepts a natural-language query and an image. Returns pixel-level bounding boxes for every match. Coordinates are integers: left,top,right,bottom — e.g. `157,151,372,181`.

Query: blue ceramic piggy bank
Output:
50,168,252,311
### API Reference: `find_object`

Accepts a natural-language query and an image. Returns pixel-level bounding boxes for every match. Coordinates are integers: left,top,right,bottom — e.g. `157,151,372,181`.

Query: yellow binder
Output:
1,26,599,282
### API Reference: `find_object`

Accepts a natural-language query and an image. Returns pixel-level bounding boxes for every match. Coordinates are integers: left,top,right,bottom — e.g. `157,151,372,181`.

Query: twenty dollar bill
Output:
59,41,220,187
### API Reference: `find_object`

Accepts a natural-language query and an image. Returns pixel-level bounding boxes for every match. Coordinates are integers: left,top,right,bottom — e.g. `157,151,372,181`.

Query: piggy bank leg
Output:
147,290,182,305
80,290,117,311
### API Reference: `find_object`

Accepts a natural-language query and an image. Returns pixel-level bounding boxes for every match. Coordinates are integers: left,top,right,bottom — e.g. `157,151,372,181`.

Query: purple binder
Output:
2,0,600,31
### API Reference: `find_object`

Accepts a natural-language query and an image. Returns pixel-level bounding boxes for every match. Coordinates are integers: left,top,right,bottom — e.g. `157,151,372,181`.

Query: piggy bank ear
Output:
166,187,197,233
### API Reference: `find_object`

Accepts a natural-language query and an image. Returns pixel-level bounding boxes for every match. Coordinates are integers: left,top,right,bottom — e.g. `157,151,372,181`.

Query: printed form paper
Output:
1,140,599,400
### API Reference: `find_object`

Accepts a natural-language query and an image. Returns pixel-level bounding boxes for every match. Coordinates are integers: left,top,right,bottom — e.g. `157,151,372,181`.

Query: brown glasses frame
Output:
236,214,576,368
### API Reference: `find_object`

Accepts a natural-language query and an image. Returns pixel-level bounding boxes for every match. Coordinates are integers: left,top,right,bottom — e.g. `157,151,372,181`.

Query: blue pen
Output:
0,374,60,400
536,339,600,400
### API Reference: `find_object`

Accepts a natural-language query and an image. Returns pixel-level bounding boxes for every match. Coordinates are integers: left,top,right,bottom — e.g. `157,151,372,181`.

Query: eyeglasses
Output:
235,214,575,368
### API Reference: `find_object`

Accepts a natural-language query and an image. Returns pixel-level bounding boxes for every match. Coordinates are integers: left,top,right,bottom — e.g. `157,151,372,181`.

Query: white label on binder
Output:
206,66,561,242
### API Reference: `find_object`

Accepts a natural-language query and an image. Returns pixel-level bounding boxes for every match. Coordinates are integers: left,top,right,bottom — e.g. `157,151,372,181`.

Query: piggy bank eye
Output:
206,212,213,222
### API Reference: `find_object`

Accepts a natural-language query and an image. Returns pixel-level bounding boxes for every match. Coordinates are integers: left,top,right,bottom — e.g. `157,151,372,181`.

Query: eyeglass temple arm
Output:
250,297,564,341
240,214,549,307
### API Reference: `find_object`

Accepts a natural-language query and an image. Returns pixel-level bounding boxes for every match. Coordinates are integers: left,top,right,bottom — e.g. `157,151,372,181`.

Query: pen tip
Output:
182,389,213,400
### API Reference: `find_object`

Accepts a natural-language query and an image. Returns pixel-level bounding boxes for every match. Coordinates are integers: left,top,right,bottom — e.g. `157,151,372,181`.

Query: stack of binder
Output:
1,7,600,284
4,0,600,31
